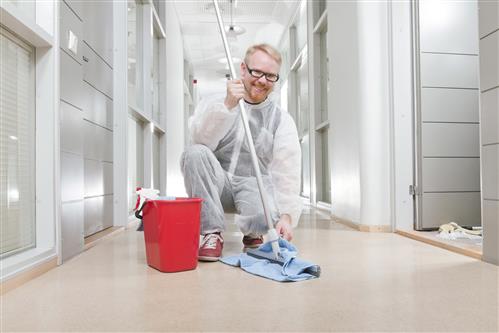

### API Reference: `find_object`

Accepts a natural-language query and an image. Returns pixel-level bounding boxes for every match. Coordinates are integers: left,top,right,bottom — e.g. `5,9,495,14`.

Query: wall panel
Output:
60,50,83,109
60,101,83,155
82,42,113,99
82,82,113,130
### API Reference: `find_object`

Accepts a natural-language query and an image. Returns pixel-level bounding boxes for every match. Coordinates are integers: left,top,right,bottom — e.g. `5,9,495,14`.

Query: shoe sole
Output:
198,256,220,262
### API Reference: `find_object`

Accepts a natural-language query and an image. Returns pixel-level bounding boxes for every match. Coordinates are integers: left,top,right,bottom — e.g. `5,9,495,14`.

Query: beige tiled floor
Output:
2,207,498,332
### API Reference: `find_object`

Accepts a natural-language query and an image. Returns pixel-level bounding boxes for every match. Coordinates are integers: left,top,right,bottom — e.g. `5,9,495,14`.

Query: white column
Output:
165,2,186,196
327,0,394,228
357,1,392,228
113,0,129,226
142,4,153,188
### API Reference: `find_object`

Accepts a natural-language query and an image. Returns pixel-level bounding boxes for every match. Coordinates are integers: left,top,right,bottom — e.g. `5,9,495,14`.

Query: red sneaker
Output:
242,235,263,248
198,233,223,261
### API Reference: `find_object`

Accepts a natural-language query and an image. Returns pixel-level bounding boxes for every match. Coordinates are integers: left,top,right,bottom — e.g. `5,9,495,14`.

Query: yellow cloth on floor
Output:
438,222,482,236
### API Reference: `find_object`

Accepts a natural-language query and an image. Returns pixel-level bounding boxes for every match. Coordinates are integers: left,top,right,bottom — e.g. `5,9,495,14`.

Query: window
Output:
152,32,160,124
280,80,288,111
152,130,160,190
0,26,36,257
128,0,140,109
127,116,144,213
294,1,307,52
314,21,331,204
319,30,328,123
297,56,309,136
319,130,330,202
301,134,311,198
296,56,310,198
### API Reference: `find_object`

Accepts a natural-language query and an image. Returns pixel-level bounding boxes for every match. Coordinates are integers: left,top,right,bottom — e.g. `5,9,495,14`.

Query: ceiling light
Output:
225,25,246,36
223,0,245,43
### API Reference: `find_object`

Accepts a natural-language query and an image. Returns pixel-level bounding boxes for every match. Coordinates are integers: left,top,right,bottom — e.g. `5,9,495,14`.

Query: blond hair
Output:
244,44,282,66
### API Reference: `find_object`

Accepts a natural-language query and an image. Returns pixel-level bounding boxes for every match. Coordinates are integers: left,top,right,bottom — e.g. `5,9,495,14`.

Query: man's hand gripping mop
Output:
212,0,320,281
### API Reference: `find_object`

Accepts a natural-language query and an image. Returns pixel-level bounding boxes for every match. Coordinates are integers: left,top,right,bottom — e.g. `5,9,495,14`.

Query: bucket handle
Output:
135,201,146,231
135,202,145,220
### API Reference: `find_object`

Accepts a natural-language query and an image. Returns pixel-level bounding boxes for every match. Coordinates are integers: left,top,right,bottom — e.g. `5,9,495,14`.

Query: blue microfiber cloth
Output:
220,238,321,282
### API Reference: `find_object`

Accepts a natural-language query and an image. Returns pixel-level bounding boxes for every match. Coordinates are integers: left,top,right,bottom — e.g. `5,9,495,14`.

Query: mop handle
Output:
212,0,280,258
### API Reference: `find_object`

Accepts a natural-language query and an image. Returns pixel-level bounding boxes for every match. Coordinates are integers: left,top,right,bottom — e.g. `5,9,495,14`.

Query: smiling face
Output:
240,50,280,104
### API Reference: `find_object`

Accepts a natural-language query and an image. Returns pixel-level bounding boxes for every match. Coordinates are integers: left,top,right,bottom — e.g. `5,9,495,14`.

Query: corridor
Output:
2,206,498,332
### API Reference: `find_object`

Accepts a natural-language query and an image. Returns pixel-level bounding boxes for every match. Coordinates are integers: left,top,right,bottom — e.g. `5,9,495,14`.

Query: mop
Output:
212,0,281,261
212,0,320,281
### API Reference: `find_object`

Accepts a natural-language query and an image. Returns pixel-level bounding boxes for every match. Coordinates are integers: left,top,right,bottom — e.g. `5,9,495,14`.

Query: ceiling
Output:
172,0,300,98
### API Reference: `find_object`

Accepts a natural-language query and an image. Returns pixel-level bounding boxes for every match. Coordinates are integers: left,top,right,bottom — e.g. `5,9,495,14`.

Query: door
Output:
413,0,481,230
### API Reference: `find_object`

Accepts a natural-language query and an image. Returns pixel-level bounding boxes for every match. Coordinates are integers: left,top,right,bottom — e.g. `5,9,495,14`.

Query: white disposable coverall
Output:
181,93,302,236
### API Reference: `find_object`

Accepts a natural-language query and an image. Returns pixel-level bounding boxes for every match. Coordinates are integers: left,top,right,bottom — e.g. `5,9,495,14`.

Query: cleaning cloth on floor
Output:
220,238,320,282
436,222,482,240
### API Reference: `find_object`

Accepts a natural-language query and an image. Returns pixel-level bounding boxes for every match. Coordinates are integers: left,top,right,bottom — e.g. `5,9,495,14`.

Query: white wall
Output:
165,2,187,196
328,1,394,227
113,1,128,227
328,1,362,223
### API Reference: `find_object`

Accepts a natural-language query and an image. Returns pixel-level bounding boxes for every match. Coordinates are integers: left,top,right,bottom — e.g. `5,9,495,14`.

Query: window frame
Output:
0,0,59,280
0,25,37,258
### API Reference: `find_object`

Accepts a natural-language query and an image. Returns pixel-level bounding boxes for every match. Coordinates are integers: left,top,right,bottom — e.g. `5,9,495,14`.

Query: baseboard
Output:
396,229,482,260
332,215,392,232
316,201,332,211
332,215,360,230
0,257,58,295
359,224,392,233
84,226,124,251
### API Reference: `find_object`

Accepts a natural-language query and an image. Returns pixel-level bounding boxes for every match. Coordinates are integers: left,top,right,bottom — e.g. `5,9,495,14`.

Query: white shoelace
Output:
200,234,223,249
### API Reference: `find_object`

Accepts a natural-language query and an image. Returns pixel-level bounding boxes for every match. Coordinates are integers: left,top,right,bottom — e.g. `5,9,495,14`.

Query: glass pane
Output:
294,1,307,53
152,131,160,190
301,134,310,198
320,29,329,122
127,117,144,213
312,0,326,25
319,0,326,18
280,80,288,111
153,0,160,14
280,36,290,83
128,0,138,109
152,33,160,124
298,56,309,136
0,30,36,256
321,130,331,203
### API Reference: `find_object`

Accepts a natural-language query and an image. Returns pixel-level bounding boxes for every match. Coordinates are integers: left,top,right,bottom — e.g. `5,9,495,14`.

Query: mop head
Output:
220,238,321,282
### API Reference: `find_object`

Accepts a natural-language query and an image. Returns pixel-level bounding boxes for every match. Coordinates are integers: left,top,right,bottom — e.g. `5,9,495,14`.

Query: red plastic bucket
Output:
141,198,202,272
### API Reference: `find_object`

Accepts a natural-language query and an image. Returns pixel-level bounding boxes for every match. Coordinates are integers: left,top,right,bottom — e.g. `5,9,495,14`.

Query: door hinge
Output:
409,185,419,196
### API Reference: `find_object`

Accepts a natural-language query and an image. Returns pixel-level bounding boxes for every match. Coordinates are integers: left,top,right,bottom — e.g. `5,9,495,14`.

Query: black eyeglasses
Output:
245,63,280,83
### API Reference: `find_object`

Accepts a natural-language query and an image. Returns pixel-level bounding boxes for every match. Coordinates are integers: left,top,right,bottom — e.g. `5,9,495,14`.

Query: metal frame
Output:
411,0,423,230
310,1,330,205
